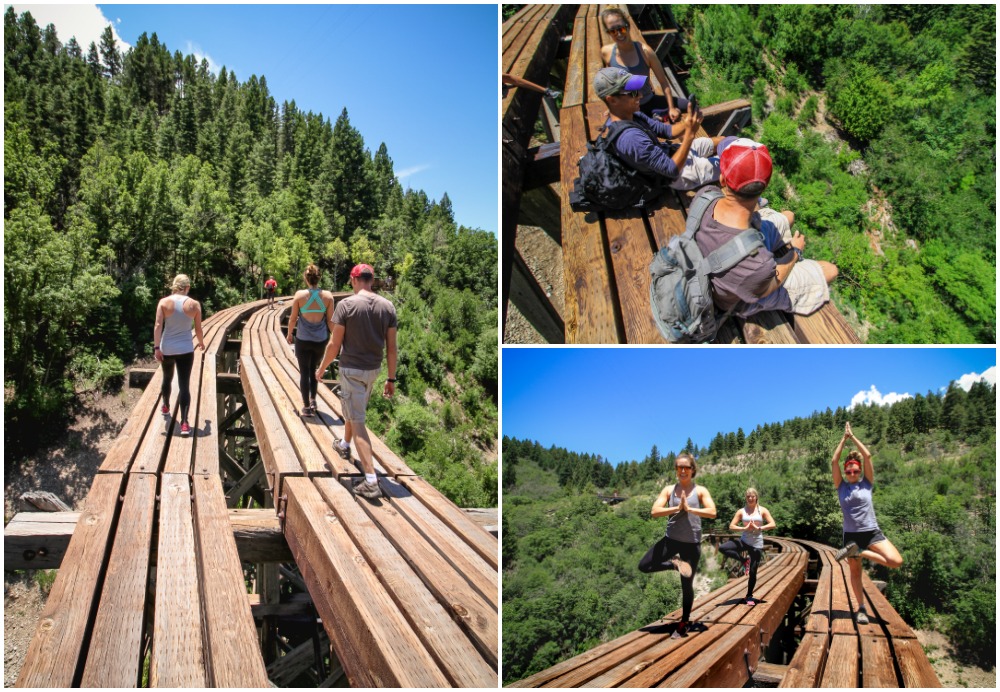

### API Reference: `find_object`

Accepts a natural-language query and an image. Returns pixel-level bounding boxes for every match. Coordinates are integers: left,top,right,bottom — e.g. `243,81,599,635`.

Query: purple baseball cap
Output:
594,67,647,99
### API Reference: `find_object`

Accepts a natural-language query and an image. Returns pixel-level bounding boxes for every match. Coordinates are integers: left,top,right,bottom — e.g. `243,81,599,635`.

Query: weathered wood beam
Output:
130,368,243,394
510,248,565,344
522,142,561,192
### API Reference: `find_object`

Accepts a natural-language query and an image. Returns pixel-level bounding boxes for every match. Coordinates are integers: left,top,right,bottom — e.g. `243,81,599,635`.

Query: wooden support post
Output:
510,247,565,344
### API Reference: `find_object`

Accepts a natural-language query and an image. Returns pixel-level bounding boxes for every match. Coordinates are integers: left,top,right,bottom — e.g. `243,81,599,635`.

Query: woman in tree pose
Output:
153,274,205,437
832,421,903,624
638,453,717,638
286,264,335,417
600,7,685,120
719,488,776,607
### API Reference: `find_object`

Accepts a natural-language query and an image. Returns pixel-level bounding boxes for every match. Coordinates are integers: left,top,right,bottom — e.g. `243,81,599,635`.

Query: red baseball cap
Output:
350,264,374,279
720,138,772,193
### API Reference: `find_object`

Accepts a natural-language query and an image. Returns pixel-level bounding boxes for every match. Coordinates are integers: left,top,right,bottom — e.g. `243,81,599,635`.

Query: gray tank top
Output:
296,290,329,342
159,295,194,356
665,483,701,544
608,41,654,104
741,506,764,549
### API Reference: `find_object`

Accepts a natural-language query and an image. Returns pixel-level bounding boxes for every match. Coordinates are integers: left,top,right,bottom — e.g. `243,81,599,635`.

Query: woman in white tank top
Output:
153,274,204,437
719,488,776,606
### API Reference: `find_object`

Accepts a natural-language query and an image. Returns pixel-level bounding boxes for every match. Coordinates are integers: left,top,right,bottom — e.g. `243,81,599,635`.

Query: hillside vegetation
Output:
673,4,995,342
502,380,995,683
4,9,497,506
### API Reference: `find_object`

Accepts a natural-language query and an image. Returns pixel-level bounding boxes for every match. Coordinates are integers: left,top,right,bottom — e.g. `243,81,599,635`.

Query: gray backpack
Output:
649,187,765,343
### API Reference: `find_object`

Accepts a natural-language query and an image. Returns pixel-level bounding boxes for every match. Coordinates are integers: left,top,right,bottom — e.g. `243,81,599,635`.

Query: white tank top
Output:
741,505,764,549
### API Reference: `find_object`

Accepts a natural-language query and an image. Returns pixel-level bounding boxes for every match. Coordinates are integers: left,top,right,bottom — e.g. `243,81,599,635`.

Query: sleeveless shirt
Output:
665,483,702,544
296,289,329,342
159,295,194,356
740,505,764,549
608,41,654,105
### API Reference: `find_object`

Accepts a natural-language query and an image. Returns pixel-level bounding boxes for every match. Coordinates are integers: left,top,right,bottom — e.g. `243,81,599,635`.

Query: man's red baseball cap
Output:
350,264,374,278
719,137,773,192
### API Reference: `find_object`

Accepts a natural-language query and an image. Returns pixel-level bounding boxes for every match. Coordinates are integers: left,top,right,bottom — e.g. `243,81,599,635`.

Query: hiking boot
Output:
334,440,351,460
856,610,870,625
300,405,314,417
353,479,381,500
835,543,860,561
161,404,170,415
180,422,192,437
743,557,751,576
671,557,692,578
671,621,688,639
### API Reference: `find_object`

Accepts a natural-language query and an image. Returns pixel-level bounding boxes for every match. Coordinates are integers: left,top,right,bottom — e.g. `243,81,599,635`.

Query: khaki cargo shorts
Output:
338,367,380,423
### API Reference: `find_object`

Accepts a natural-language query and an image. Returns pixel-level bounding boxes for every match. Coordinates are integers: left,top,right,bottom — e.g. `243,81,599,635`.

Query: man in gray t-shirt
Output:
315,263,398,500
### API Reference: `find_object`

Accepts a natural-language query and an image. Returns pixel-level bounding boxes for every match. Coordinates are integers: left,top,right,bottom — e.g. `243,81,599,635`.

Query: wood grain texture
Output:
860,635,898,687
793,302,863,344
191,473,268,687
81,473,158,687
4,511,80,569
820,634,858,688
313,478,496,685
16,473,124,688
151,473,207,687
282,477,451,688
604,210,667,344
395,475,498,569
892,637,942,687
780,632,828,688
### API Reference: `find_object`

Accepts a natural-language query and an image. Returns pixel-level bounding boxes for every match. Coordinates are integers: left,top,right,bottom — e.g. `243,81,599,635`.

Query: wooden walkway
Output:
13,298,498,688
508,537,939,688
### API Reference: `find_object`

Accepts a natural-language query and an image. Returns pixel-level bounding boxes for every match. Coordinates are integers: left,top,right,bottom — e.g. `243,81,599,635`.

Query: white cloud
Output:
849,385,912,410
952,366,996,392
185,41,220,75
396,164,431,180
8,4,130,51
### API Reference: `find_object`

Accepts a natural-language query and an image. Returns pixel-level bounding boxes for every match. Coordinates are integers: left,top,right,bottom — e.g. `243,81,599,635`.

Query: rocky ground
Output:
503,224,565,344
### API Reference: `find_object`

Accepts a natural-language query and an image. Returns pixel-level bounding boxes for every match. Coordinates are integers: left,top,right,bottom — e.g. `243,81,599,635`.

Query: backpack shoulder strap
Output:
599,119,642,148
704,228,765,275
683,186,725,238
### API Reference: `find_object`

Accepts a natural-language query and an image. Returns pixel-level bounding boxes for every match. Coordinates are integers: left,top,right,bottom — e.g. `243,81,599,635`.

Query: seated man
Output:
695,138,838,317
594,66,722,191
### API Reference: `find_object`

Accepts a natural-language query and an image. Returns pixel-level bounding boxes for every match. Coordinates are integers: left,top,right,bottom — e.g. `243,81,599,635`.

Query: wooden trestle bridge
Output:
9,297,498,688
508,536,940,688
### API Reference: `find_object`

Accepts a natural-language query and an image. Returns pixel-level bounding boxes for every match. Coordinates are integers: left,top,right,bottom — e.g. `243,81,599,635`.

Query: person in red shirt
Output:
264,275,278,309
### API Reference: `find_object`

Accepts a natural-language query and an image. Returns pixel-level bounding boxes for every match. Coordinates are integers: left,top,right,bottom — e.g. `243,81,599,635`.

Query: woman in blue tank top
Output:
832,421,903,625
638,453,717,639
286,264,335,417
600,7,686,120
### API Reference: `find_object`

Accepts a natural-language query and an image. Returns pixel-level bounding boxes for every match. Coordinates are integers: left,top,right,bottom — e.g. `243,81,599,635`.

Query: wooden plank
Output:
583,6,603,105
560,106,620,343
254,356,330,477
664,623,760,688
99,367,163,472
562,10,589,108
794,303,863,344
4,511,80,569
380,478,498,608
860,635,898,687
395,475,498,570
780,631,828,688
191,473,269,687
240,356,304,498
281,477,451,687
228,508,294,563
604,209,668,344
820,634,858,688
16,473,125,687
860,574,912,639
829,558,857,636
80,473,158,687
319,478,497,667
151,473,208,687
647,194,688,250
892,637,942,687
742,310,801,344
312,478,496,685
602,625,732,688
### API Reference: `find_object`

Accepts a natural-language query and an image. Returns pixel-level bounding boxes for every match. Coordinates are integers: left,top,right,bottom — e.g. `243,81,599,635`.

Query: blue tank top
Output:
665,483,701,544
160,295,194,356
296,289,328,342
608,42,654,105
838,478,879,532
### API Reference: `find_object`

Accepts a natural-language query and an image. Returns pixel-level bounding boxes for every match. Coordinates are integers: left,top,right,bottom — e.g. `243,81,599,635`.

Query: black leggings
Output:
719,539,764,599
161,351,195,423
294,338,326,407
638,536,701,622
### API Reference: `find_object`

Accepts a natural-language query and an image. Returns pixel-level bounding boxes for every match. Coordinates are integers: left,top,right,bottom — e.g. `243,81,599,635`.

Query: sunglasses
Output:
607,25,628,37
675,466,692,471
845,468,861,474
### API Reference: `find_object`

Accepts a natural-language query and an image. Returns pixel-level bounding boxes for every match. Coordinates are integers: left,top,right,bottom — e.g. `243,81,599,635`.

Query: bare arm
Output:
643,44,677,114
192,301,204,350
688,486,717,519
501,73,547,95
832,430,847,488
153,301,165,362
728,509,745,532
383,327,397,398
286,294,300,344
759,507,777,532
848,426,874,484
315,323,345,381
670,104,704,173
651,484,678,518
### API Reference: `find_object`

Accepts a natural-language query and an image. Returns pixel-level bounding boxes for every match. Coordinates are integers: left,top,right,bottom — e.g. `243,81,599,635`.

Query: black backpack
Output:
569,120,669,213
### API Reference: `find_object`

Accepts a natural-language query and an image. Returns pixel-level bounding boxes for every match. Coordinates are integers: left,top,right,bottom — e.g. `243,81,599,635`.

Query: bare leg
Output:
848,557,865,611
352,425,376,477
343,420,353,444
817,260,839,283
861,539,903,568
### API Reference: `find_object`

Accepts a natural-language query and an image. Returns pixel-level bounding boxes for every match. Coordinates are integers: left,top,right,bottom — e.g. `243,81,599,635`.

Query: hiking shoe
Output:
671,558,692,578
300,405,314,417
180,422,192,437
334,440,351,460
743,557,751,576
353,479,381,500
161,404,170,415
671,621,688,639
856,610,870,625
835,543,860,561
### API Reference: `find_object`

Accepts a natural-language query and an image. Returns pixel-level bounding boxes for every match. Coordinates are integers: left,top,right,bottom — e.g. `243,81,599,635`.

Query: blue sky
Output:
11,3,498,233
502,348,997,464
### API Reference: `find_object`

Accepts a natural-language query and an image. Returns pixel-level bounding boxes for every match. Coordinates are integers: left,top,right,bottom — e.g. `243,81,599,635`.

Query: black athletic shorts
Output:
843,529,887,552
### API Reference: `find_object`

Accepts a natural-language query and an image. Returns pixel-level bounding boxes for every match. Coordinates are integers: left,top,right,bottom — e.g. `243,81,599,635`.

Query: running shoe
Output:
161,404,170,415
856,610,869,625
743,557,751,576
835,543,860,561
353,479,381,500
671,621,688,639
180,422,191,437
300,405,314,417
745,598,757,607
671,557,693,578
334,440,351,459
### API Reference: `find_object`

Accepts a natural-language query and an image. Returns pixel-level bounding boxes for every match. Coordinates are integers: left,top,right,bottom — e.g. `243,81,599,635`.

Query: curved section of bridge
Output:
508,536,939,688
13,298,498,688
